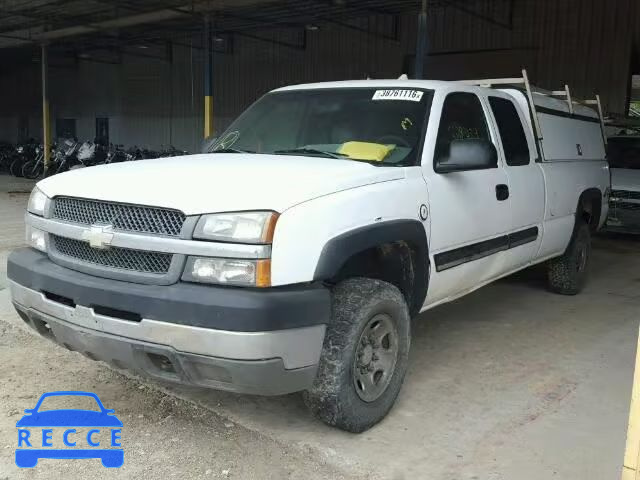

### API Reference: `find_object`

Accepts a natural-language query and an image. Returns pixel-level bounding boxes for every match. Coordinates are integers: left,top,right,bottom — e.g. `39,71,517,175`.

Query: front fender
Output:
269,174,431,294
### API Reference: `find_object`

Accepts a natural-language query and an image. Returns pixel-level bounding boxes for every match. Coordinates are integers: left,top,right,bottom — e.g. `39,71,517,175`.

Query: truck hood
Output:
37,153,404,214
611,168,640,192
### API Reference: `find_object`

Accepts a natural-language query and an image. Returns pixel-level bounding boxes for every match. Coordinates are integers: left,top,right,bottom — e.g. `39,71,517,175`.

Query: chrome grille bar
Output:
53,197,186,237
51,235,172,274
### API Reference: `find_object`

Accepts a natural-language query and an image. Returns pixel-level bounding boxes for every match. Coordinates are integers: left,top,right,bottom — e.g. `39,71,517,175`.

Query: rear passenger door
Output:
486,93,545,269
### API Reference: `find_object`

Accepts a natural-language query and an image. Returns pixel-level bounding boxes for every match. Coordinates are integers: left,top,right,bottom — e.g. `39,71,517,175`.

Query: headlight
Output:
26,225,47,252
182,257,271,287
27,187,49,216
194,211,278,243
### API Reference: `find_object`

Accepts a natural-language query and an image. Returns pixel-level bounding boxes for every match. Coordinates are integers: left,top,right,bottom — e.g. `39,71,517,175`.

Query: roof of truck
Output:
273,79,451,92
273,79,599,119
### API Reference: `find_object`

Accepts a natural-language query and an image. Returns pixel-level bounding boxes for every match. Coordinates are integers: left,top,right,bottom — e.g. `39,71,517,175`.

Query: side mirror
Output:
435,138,498,173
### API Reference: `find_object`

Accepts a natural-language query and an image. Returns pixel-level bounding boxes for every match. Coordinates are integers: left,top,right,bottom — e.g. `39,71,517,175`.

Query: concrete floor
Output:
0,173,638,479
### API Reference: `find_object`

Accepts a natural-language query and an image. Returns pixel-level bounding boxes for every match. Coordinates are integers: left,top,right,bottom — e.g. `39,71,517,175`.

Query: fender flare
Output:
313,219,429,315
576,188,602,231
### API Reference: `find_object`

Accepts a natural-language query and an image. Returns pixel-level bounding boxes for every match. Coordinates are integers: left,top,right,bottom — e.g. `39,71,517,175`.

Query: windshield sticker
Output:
372,90,424,102
213,131,240,151
401,117,414,131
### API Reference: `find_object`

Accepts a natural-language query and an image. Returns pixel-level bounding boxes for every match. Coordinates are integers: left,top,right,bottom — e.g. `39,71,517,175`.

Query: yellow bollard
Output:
622,325,640,479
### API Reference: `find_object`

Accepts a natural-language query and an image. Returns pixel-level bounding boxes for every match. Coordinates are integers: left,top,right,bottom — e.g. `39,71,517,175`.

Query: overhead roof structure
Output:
0,0,422,51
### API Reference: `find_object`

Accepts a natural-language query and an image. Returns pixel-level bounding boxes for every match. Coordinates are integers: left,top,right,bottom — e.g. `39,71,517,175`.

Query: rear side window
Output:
489,97,530,166
435,92,491,164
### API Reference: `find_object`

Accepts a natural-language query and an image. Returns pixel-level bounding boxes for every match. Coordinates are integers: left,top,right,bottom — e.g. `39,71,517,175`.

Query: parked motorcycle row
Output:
0,139,189,180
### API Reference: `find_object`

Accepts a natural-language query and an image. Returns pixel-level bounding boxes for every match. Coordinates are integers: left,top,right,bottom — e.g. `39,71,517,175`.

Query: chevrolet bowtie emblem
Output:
81,224,114,250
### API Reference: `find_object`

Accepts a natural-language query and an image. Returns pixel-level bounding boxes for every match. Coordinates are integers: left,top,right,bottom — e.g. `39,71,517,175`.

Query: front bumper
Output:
8,248,328,395
606,204,640,234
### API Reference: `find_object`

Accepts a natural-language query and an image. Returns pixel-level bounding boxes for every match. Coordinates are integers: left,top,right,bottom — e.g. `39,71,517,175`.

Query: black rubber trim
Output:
8,248,330,332
434,236,508,272
313,219,429,316
313,220,429,280
434,226,539,272
509,226,539,248
536,106,601,124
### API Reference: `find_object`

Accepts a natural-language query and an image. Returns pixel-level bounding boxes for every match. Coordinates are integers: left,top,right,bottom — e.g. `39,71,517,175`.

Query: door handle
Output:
496,184,509,201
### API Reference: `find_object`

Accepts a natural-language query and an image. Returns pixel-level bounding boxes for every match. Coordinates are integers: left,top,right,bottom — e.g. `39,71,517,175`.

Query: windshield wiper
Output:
273,148,349,159
210,147,255,154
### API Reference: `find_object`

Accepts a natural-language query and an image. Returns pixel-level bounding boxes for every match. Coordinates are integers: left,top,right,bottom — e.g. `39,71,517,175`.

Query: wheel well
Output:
328,241,428,317
576,188,602,232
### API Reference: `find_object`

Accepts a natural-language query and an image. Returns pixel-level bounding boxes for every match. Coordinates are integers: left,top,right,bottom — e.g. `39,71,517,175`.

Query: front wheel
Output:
303,278,410,433
547,221,591,295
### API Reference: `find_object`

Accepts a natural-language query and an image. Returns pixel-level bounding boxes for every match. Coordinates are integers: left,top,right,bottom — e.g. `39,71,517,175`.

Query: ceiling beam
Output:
0,0,209,47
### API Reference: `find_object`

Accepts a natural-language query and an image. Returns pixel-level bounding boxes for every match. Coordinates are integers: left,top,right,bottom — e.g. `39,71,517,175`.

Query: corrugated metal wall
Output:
0,14,410,152
421,0,640,114
0,0,639,151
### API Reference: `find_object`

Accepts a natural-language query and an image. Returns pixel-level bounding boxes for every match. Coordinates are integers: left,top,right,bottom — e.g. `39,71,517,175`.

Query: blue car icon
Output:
16,391,123,468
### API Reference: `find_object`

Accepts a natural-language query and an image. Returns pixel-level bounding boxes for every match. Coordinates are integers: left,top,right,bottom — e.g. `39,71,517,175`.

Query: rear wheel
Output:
547,221,591,295
303,278,410,433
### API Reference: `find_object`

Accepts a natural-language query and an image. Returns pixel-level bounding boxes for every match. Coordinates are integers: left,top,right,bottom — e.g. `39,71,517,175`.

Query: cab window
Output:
488,97,531,166
434,92,491,165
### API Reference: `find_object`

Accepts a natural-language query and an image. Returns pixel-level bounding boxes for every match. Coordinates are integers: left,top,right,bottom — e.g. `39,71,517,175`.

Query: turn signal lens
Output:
26,225,46,252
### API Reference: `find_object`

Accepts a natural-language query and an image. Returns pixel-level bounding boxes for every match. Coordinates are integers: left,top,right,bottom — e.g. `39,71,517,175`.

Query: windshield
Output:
209,88,433,166
607,137,640,169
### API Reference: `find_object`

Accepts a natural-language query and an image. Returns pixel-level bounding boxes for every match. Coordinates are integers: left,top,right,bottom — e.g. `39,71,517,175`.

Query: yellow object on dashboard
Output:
338,141,395,162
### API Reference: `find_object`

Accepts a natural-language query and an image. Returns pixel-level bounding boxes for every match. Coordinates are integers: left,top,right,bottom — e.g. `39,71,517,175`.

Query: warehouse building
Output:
0,0,640,154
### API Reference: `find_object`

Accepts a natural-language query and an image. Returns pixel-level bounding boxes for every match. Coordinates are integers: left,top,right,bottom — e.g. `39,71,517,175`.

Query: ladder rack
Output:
459,69,608,147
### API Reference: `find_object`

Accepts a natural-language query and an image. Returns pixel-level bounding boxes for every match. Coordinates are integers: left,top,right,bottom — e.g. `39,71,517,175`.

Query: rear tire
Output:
303,278,411,433
547,221,591,295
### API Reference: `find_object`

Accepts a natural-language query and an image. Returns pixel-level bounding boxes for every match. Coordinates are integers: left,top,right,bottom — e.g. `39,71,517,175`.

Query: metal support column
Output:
414,0,428,79
41,44,52,176
203,16,214,139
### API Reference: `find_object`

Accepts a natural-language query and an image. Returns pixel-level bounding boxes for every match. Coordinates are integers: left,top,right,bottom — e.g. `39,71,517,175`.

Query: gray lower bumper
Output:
10,280,324,396
606,207,640,234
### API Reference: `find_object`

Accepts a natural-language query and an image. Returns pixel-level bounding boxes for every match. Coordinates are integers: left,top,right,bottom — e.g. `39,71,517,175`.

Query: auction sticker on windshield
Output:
372,90,424,102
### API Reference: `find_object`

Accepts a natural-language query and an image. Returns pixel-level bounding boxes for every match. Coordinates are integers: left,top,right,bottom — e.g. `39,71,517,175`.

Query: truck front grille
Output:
611,190,640,201
53,197,186,237
616,202,640,211
51,235,173,274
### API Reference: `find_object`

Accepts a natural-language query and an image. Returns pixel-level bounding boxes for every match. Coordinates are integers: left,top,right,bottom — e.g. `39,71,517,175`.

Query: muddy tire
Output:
547,221,591,295
303,278,410,433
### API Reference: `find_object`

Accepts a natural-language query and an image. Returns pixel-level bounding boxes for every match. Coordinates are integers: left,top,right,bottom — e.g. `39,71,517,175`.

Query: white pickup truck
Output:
8,73,609,432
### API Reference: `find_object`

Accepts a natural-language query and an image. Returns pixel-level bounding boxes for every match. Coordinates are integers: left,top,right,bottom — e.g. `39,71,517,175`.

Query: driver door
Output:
422,89,512,305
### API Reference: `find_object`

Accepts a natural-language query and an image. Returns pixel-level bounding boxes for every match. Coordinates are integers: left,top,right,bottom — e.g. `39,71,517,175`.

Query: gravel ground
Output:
0,313,364,480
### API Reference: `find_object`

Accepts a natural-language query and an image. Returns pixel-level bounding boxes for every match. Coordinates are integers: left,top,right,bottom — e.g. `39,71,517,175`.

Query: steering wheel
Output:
375,135,411,147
